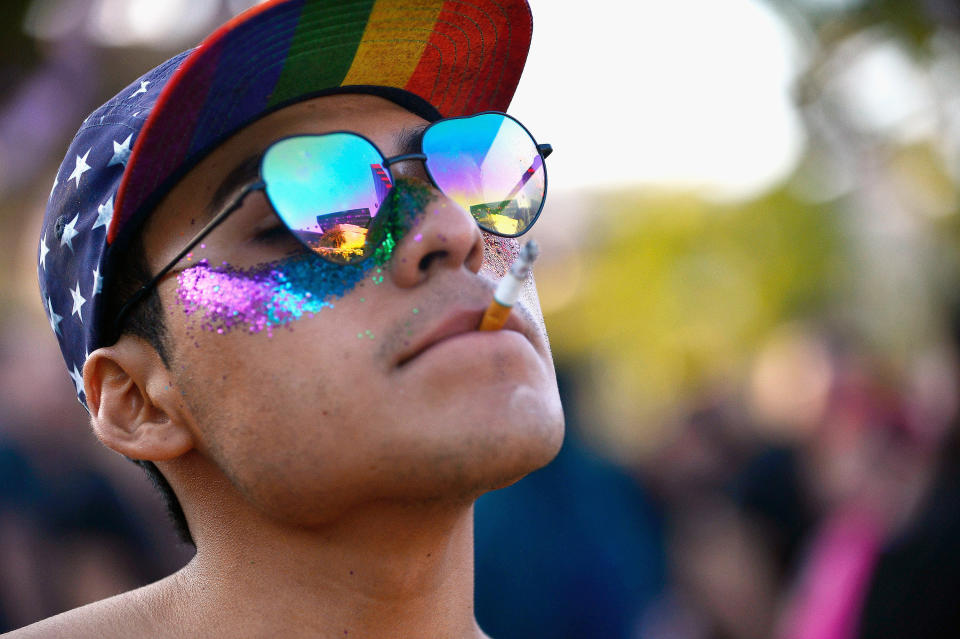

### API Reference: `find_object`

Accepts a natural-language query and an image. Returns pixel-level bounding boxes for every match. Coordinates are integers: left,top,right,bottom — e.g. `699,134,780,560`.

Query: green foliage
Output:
0,0,39,80
544,188,845,416
849,0,940,48
766,0,944,52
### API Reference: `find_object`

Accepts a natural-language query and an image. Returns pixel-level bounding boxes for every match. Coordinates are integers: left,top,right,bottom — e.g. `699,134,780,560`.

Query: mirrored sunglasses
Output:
260,111,550,264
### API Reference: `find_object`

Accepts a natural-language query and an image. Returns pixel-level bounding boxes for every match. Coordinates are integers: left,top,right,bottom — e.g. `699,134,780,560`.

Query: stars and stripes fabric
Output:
38,0,533,407
39,56,183,406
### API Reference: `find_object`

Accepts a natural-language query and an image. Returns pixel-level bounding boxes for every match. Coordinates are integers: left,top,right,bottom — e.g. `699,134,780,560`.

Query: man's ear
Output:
84,336,194,461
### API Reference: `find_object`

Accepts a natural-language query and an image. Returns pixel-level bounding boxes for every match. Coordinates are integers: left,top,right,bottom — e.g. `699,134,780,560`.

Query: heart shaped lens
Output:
422,113,545,237
261,134,391,264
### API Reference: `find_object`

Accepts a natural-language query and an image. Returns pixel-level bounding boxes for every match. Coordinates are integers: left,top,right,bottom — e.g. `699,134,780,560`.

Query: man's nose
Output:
386,177,484,288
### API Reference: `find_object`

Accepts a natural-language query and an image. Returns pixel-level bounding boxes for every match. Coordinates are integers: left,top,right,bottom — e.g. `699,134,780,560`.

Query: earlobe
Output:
84,337,194,461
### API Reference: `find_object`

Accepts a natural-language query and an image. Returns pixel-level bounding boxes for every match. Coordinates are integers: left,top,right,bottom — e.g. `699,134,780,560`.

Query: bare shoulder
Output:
2,574,184,639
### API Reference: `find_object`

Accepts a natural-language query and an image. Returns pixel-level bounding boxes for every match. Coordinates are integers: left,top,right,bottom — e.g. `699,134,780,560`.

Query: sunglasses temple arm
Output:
112,180,266,339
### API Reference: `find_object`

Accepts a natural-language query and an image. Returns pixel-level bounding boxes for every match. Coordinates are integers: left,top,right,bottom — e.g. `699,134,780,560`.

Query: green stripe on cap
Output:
268,0,377,108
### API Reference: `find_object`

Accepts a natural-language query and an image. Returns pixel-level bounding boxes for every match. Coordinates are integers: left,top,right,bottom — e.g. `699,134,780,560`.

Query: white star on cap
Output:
130,80,150,97
93,196,114,230
68,148,92,188
108,134,132,167
50,174,58,198
60,213,80,251
70,281,87,323
39,233,50,270
69,364,84,397
92,266,103,296
47,297,62,335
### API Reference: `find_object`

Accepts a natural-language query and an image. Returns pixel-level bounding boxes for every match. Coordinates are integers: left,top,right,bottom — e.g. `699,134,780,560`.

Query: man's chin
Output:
376,411,564,505
463,405,566,495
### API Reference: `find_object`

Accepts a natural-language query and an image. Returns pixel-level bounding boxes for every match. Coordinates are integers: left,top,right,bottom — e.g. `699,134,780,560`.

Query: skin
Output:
12,94,563,638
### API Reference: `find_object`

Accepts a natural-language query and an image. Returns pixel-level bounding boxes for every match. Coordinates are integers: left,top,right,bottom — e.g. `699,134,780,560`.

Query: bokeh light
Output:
512,0,807,200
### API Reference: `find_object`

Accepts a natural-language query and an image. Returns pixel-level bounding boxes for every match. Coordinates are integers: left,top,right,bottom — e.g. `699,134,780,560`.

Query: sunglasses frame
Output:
112,111,551,339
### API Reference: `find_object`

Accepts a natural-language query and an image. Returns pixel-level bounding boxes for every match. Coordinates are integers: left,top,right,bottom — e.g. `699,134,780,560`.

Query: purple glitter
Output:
176,255,352,335
176,178,432,335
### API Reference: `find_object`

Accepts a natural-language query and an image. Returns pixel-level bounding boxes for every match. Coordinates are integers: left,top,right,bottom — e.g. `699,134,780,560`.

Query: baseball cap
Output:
38,0,533,405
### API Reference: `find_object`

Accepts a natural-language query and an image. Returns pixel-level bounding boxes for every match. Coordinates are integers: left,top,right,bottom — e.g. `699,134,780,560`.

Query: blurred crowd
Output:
0,318,194,630
5,0,960,637
476,316,960,638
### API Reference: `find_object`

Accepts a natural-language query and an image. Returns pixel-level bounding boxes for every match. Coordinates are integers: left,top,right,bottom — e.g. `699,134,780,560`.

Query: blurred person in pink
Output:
740,332,960,639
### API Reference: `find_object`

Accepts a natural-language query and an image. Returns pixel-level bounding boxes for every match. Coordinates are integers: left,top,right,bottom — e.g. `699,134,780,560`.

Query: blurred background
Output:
3,0,960,637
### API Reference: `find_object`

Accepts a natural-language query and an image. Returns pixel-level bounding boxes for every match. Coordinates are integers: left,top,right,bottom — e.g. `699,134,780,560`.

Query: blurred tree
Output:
771,0,957,50
543,188,845,459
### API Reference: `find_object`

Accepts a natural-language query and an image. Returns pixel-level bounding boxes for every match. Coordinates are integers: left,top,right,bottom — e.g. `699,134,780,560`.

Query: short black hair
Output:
105,232,195,547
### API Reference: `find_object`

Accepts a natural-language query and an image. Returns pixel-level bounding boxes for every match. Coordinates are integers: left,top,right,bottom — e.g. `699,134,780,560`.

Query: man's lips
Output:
395,307,531,368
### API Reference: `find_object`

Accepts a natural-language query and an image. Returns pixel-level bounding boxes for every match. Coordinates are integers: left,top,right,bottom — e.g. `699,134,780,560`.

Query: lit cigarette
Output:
478,239,540,331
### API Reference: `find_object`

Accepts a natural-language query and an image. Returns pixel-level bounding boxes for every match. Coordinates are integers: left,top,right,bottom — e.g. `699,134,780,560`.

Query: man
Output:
18,0,564,636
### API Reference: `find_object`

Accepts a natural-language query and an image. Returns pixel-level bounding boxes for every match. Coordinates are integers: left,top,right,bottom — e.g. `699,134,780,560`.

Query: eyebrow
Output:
205,153,261,219
395,124,428,156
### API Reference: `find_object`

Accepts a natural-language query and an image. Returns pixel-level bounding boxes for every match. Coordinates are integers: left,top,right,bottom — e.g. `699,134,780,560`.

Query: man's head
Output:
39,0,563,541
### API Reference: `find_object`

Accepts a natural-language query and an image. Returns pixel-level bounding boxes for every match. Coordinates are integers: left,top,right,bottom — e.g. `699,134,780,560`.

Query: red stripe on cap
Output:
404,0,531,116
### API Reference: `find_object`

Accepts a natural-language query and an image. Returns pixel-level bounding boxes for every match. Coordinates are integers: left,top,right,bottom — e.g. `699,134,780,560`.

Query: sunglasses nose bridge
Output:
381,152,428,168
381,152,435,193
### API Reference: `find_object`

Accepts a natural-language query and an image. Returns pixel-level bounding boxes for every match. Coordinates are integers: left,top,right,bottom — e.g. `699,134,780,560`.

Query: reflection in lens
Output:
262,134,392,263
423,113,545,237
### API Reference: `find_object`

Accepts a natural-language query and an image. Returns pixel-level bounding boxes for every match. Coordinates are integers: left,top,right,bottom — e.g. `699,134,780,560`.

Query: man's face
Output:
142,94,564,524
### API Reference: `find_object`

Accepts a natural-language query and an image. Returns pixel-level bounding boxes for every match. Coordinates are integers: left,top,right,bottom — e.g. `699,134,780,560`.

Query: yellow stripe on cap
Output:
341,0,444,88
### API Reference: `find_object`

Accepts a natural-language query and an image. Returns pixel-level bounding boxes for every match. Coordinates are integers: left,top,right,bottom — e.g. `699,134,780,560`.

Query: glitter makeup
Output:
177,178,430,335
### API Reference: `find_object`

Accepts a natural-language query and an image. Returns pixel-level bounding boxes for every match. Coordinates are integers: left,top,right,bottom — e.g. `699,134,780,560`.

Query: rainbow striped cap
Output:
39,0,533,404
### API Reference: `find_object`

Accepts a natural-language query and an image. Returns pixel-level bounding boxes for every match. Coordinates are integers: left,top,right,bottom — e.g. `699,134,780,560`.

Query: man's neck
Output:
167,498,487,638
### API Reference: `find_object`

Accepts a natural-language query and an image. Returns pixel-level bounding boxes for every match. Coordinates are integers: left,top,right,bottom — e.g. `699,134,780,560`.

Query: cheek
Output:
480,233,521,279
